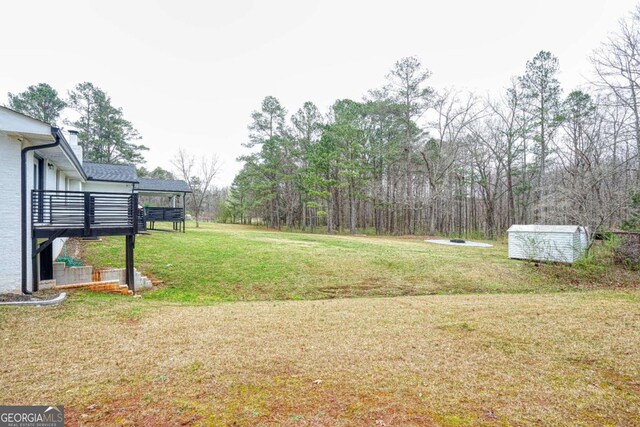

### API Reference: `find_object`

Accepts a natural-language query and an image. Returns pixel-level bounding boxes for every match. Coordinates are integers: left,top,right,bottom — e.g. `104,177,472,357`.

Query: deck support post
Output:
31,237,39,292
125,234,135,292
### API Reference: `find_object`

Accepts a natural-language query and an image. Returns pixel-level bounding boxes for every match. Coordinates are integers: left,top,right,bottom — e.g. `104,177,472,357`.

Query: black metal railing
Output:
145,207,184,222
32,190,138,236
138,207,147,232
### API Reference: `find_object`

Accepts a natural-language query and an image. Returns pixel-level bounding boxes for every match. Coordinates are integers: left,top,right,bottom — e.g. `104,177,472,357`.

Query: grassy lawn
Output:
2,223,639,426
81,222,637,303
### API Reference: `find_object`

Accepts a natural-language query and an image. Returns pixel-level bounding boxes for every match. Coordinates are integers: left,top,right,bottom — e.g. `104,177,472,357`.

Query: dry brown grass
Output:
1,291,639,426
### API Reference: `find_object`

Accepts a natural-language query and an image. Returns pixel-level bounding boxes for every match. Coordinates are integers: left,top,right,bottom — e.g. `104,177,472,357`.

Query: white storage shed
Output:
507,225,588,263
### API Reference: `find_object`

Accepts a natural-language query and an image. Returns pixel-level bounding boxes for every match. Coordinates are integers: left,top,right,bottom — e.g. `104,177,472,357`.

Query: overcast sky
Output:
2,0,638,186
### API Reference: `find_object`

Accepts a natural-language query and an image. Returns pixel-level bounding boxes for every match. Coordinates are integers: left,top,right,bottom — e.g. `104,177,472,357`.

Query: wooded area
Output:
224,8,640,238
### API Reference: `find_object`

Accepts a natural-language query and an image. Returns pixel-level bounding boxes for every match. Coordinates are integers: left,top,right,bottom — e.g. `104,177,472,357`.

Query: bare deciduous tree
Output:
591,7,640,182
171,148,221,228
421,90,480,235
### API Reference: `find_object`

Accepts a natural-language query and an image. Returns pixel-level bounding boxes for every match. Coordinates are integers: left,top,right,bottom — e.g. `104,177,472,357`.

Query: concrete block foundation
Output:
43,262,153,291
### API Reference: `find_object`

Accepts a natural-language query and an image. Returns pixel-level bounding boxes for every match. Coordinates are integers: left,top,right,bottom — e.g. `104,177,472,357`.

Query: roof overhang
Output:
35,129,87,181
0,107,86,181
137,190,189,197
0,106,51,138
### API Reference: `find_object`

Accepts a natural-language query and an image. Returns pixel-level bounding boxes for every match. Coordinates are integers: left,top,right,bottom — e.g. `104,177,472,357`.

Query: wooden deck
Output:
32,189,138,238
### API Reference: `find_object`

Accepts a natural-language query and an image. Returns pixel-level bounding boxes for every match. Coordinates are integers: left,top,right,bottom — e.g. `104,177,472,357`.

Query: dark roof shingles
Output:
83,162,138,183
136,177,191,193
83,162,191,193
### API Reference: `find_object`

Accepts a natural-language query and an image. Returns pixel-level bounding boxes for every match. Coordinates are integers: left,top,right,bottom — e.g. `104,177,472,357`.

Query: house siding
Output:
82,181,133,194
68,179,82,191
0,134,24,292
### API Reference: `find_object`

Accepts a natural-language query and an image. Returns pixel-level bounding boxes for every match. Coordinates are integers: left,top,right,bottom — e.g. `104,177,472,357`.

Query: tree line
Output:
224,7,640,238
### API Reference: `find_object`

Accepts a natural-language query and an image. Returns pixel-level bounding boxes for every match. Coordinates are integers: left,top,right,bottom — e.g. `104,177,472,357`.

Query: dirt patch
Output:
0,293,32,302
318,279,420,298
253,237,318,247
62,238,85,260
0,290,61,302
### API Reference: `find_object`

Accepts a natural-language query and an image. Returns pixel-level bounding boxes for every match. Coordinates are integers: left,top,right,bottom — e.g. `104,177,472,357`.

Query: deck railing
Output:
145,207,184,222
32,189,138,237
138,208,147,232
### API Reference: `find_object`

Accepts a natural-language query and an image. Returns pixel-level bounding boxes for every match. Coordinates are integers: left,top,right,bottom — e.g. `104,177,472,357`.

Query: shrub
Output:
55,256,83,267
621,192,640,231
612,234,640,270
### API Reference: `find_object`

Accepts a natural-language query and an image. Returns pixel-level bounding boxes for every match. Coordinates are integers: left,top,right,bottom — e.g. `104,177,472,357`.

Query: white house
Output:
507,224,589,264
0,106,190,295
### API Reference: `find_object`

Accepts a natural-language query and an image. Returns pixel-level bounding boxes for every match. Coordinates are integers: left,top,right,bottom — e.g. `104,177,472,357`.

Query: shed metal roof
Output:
136,178,191,193
83,162,138,183
507,224,583,233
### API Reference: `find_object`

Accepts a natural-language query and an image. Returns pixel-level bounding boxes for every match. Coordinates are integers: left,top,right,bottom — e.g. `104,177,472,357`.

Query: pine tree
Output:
7,83,66,125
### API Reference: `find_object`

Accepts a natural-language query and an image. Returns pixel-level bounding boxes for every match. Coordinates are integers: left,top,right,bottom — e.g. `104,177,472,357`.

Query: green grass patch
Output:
80,223,638,303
